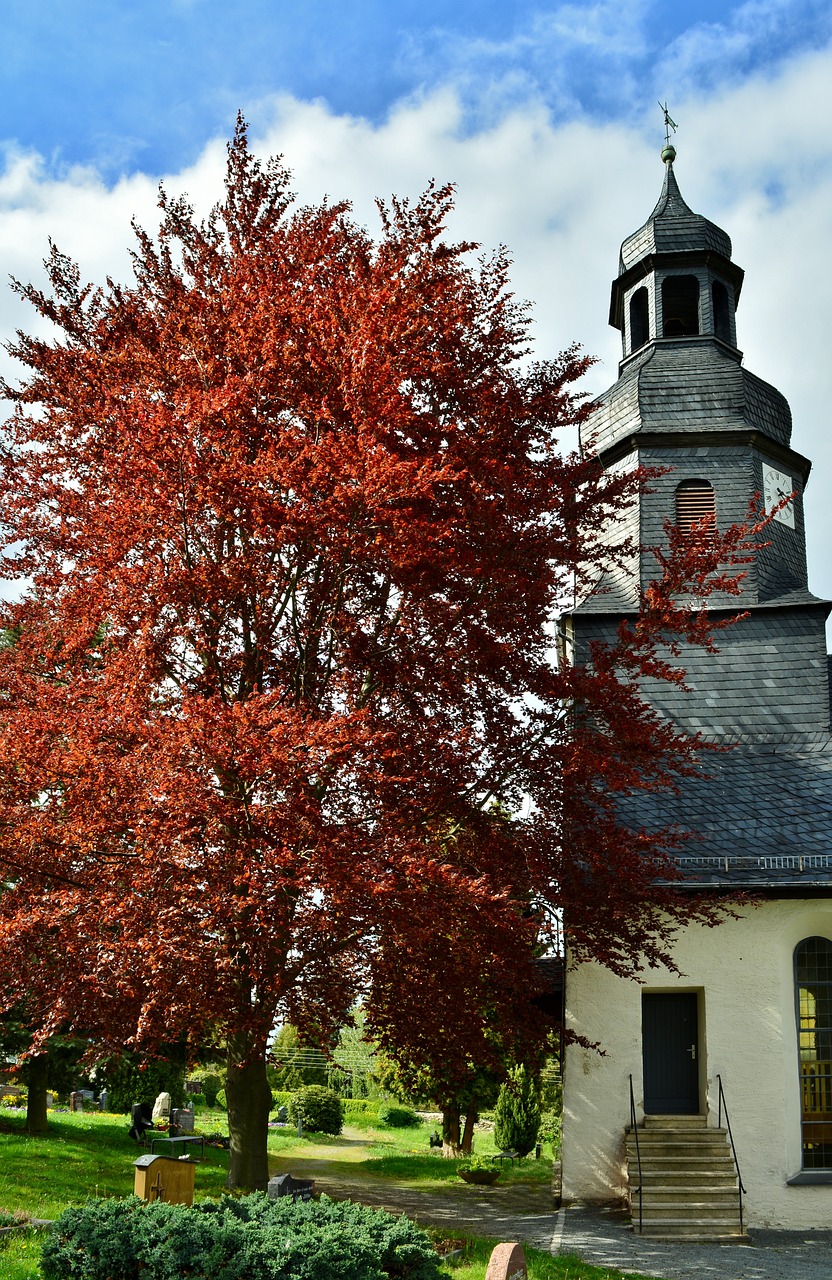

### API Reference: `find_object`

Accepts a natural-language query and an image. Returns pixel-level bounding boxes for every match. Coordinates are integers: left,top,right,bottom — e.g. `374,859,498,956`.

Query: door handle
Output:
686,1045,696,1060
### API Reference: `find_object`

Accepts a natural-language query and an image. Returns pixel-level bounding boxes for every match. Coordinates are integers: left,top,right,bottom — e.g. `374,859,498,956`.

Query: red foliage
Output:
0,119,757,1185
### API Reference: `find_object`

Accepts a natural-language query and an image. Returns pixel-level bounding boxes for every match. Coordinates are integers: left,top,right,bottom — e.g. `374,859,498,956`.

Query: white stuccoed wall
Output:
562,898,832,1228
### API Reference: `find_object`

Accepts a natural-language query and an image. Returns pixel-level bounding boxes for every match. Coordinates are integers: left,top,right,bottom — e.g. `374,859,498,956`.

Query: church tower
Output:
560,144,832,1234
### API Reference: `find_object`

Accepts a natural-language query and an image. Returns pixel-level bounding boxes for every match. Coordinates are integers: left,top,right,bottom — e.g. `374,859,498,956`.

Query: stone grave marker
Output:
267,1173,315,1202
171,1107,195,1133
69,1091,84,1112
484,1242,527,1280
152,1091,172,1120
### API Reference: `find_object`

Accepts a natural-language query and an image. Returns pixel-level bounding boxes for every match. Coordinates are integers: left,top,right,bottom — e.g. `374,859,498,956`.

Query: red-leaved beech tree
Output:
0,119,756,1186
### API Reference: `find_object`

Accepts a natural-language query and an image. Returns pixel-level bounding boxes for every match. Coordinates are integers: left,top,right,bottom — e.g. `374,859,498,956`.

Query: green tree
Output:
493,1065,541,1157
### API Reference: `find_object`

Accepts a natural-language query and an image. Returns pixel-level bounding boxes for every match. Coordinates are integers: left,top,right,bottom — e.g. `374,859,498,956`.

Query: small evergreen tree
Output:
289,1085,344,1135
493,1065,541,1157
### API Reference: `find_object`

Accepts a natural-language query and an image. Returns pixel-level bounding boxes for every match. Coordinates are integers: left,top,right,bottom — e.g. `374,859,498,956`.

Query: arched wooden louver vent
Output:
676,480,716,534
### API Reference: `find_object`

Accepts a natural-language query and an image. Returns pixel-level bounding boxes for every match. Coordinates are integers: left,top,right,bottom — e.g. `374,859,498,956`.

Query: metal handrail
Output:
628,1074,643,1235
716,1074,746,1237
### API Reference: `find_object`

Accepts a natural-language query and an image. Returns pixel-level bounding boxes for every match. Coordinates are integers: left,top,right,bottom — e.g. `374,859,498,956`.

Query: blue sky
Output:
1,0,832,601
4,0,830,178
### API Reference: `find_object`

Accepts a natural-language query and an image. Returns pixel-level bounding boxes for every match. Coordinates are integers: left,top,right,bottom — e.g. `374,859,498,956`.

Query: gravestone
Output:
276,1105,288,1123
484,1243,527,1280
267,1173,315,1202
152,1091,172,1120
171,1108,195,1133
69,1091,84,1112
98,1090,108,1111
129,1102,154,1141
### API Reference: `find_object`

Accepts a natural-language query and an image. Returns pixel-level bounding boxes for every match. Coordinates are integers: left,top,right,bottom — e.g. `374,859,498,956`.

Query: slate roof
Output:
618,736,832,888
619,161,732,272
585,339,794,458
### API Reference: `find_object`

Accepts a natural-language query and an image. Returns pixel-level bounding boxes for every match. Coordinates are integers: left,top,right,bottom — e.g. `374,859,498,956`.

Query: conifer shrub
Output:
40,1192,442,1280
201,1074,223,1108
493,1065,541,1157
377,1103,420,1128
288,1085,344,1134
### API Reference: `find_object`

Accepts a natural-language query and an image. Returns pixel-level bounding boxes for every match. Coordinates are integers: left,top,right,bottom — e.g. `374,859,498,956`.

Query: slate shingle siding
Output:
571,609,830,740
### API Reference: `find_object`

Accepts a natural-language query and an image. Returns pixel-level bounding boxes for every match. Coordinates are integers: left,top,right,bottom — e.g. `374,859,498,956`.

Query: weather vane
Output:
658,101,678,149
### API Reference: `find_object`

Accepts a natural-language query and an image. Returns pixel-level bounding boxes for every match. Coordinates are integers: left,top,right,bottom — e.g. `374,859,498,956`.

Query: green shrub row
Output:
341,1099,379,1116
41,1192,442,1280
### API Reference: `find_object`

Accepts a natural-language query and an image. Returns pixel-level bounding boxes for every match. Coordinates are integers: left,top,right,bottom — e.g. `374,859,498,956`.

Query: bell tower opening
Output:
662,275,700,337
629,287,649,353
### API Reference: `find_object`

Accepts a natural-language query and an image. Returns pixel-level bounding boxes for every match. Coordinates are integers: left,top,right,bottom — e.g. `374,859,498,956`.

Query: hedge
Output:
40,1192,443,1280
342,1098,380,1116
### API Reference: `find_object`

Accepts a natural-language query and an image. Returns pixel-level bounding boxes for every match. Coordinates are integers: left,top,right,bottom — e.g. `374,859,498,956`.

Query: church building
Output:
560,142,832,1235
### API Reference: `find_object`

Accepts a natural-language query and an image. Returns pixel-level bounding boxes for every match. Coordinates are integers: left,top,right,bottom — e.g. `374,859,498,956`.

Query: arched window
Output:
795,938,832,1169
675,480,716,534
662,275,700,337
629,287,649,353
712,281,731,344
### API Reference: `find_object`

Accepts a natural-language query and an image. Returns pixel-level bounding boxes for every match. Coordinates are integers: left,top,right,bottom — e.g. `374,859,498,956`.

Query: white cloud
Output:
1,41,832,613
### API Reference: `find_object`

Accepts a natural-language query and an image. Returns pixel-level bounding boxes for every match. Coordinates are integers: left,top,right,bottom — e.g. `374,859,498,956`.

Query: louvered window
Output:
675,480,716,534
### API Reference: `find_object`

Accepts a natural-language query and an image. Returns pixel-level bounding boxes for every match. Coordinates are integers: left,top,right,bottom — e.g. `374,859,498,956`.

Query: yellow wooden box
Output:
133,1154,195,1206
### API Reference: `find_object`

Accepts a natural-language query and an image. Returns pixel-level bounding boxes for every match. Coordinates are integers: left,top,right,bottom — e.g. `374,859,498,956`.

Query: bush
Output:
101,1055,186,1115
41,1192,442,1280
539,1107,562,1152
201,1073,223,1108
493,1065,541,1158
187,1093,206,1109
289,1085,344,1135
270,1089,294,1110
377,1104,419,1128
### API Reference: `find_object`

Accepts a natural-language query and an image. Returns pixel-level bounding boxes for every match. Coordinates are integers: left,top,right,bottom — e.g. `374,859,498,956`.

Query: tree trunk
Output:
26,1053,49,1135
225,1040,272,1191
460,1102,477,1155
442,1104,462,1157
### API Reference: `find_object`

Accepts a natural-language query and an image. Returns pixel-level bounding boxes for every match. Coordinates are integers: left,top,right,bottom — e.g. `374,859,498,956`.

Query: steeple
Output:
609,148,743,363
569,142,831,745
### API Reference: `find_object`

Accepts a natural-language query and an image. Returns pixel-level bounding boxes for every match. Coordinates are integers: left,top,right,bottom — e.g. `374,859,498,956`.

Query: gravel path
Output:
273,1157,832,1280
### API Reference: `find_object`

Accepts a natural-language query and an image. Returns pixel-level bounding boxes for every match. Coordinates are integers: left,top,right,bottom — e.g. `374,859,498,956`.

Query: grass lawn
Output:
0,1109,657,1280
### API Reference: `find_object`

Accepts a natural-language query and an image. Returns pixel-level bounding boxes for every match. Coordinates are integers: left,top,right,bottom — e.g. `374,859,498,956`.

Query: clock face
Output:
762,463,795,528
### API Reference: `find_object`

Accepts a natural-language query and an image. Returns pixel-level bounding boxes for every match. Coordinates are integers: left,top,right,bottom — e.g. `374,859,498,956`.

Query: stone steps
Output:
625,1116,748,1242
